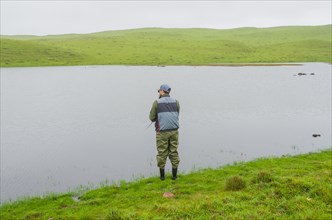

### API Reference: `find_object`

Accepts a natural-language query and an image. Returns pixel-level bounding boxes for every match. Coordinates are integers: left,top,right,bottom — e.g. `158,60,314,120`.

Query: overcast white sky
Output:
1,0,331,36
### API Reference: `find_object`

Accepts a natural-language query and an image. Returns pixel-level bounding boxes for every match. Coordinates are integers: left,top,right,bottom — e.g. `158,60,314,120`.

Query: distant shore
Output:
4,62,332,68
1,25,331,67
159,63,304,67
0,63,309,68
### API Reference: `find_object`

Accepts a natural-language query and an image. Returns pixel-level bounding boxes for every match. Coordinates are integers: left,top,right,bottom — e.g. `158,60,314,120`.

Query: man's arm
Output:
149,100,158,122
176,100,180,114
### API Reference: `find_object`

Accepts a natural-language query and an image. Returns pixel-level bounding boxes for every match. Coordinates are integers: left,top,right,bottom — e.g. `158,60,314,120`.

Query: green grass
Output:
1,150,331,219
1,25,331,67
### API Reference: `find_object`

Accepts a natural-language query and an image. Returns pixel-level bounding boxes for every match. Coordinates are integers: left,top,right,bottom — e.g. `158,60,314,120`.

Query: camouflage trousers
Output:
156,130,180,169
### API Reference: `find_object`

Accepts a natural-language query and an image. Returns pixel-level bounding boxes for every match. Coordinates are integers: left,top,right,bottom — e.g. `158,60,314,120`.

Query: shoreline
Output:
2,61,332,68
174,63,304,67
1,150,331,219
2,62,324,68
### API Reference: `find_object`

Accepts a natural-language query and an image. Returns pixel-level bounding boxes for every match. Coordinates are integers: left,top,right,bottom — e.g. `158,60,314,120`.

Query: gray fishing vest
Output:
156,96,179,132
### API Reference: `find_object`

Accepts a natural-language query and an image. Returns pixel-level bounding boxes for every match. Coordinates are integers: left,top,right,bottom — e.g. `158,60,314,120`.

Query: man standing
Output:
149,84,180,180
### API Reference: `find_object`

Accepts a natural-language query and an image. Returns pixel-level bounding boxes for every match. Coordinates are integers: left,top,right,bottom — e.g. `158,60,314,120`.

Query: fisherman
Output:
149,84,180,180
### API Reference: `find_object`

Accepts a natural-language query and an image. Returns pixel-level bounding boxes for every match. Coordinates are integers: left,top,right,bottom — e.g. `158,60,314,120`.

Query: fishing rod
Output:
146,121,154,129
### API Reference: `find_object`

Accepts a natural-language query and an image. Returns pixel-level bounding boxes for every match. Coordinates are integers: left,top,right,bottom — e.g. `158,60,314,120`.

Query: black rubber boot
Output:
160,168,165,181
172,168,177,180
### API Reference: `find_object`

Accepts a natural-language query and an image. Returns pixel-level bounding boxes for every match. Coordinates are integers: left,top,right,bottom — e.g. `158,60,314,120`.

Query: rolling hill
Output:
1,25,331,67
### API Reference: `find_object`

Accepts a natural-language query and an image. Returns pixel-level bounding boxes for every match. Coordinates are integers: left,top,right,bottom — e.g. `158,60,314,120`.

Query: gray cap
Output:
158,84,171,92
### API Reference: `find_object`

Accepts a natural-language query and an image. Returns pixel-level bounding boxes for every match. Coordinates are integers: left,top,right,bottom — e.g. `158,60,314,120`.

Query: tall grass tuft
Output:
106,210,125,220
252,171,273,184
224,176,246,191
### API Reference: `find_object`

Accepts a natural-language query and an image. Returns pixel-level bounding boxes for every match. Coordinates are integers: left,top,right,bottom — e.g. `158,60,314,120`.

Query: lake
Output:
1,63,331,203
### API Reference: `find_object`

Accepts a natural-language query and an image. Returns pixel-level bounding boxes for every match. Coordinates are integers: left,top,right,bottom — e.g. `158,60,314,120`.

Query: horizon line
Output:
1,24,331,37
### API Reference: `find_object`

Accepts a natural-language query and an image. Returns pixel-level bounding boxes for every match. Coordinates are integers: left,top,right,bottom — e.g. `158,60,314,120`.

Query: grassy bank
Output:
1,25,331,67
1,150,331,219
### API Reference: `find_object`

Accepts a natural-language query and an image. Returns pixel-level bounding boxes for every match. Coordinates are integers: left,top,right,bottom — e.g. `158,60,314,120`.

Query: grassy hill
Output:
1,25,331,67
0,150,331,219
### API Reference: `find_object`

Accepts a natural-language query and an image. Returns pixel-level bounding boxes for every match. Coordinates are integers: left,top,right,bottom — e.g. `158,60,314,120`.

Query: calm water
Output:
1,63,331,202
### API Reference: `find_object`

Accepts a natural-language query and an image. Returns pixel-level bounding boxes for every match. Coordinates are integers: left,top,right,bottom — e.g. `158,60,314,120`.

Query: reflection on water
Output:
1,63,331,202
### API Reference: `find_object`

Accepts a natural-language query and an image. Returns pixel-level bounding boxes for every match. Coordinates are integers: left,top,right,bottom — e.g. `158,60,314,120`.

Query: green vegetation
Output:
1,25,331,67
1,150,331,219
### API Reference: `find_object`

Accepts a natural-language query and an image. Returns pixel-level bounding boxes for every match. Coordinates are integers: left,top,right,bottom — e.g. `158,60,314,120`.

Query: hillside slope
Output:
1,25,331,67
